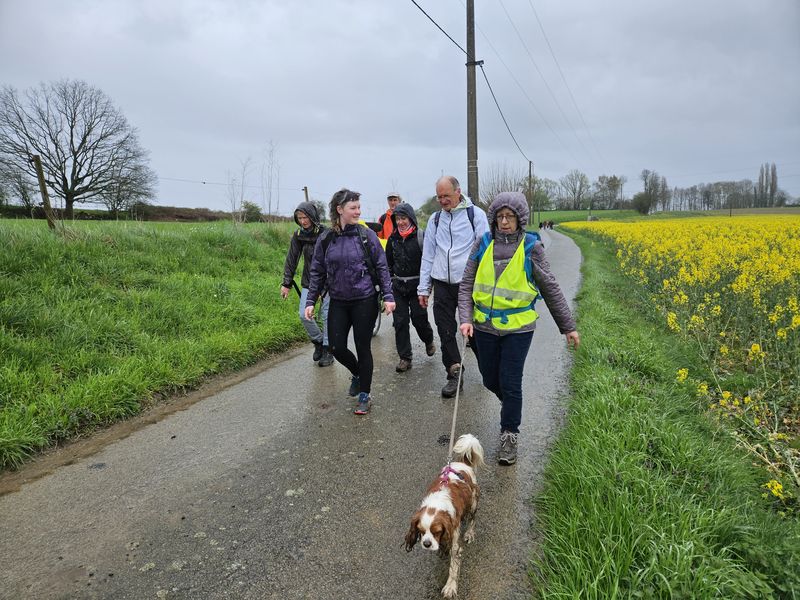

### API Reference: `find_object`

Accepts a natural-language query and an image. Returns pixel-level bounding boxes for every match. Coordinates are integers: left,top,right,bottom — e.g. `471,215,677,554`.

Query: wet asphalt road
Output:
0,229,581,600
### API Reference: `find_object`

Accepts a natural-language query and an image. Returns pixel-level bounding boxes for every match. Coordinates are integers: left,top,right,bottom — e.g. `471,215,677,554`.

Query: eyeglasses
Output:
496,213,518,222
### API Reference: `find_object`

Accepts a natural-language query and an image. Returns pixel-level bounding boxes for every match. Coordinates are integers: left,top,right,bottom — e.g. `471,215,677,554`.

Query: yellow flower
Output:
667,312,680,332
710,305,722,316
744,395,752,404
719,345,729,356
748,343,766,361
676,368,688,382
697,382,709,396
762,479,786,500
721,390,732,400
777,328,787,340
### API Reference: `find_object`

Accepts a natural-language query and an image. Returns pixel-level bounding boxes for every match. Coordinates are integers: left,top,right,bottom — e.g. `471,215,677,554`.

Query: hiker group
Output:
282,175,579,464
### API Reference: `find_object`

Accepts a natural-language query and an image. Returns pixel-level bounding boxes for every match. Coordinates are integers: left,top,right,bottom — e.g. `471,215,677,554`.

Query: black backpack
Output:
319,225,381,291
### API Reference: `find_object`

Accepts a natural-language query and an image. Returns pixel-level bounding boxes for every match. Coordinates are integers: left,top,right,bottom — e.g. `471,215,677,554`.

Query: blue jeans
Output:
299,287,329,345
473,329,534,434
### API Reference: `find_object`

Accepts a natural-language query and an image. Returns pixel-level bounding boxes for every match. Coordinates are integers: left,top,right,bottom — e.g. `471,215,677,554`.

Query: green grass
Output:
0,220,306,469
533,231,800,598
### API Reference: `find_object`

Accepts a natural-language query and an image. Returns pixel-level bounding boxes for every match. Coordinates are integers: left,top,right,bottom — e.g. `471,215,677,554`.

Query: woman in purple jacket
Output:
305,189,396,415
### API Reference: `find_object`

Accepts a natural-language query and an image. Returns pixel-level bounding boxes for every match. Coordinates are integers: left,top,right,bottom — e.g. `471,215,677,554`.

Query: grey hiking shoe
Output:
396,358,412,373
318,347,334,367
312,341,323,362
348,375,360,397
441,363,463,398
498,431,518,465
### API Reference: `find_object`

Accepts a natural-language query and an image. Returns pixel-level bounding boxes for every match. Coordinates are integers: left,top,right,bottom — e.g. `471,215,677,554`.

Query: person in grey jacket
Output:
458,192,580,465
418,175,489,397
281,201,333,367
305,189,396,415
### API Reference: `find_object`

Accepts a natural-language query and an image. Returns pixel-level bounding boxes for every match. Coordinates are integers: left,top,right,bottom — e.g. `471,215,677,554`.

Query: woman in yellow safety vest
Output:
458,192,580,465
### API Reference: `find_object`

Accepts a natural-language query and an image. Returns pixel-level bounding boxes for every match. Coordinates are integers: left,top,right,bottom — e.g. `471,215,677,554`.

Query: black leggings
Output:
328,295,380,394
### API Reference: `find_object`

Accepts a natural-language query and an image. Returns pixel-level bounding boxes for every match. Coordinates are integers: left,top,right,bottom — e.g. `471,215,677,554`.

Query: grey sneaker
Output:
441,364,463,398
318,347,334,367
396,358,412,373
498,431,518,465
348,375,360,397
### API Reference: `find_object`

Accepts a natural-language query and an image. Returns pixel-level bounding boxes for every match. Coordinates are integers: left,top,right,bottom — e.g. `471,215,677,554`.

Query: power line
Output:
497,0,595,167
478,66,529,162
526,0,606,167
160,175,302,193
467,2,579,164
409,1,532,164
409,0,467,55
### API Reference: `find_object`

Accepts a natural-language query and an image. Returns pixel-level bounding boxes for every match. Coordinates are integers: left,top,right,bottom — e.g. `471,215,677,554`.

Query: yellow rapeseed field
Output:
564,215,800,504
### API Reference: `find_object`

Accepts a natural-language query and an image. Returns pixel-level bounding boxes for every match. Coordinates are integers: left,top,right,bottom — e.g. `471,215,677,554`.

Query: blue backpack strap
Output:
470,231,493,262
524,232,541,304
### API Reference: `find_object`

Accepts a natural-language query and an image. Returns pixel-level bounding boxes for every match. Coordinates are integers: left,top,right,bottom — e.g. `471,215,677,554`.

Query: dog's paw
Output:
463,529,476,544
441,580,458,598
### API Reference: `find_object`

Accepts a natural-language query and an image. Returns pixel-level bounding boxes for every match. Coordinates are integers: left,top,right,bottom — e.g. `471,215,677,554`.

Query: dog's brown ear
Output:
404,514,421,552
438,514,454,553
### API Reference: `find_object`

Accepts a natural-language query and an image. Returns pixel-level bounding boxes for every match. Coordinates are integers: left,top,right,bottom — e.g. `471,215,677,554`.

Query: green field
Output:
0,220,305,469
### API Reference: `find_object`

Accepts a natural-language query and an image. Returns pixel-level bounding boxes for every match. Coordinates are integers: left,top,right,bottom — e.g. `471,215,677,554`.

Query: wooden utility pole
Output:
466,0,480,200
31,155,58,231
303,186,309,202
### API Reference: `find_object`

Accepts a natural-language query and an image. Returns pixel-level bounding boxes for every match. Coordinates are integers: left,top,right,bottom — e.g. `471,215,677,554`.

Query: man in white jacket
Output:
418,175,490,397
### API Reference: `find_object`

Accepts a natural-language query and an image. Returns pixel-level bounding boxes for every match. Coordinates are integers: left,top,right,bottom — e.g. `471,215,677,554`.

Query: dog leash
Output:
446,333,468,463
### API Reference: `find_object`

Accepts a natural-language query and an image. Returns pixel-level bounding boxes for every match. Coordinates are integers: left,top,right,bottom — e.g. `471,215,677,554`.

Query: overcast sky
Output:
2,0,799,217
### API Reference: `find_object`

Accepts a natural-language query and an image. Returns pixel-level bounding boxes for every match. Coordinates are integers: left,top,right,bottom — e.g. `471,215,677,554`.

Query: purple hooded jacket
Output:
305,224,395,306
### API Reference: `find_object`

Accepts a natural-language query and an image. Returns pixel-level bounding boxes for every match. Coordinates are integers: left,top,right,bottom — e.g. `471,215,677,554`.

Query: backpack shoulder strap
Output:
467,205,475,231
523,232,541,289
320,228,334,255
433,210,441,228
417,228,424,250
356,225,380,288
470,232,493,263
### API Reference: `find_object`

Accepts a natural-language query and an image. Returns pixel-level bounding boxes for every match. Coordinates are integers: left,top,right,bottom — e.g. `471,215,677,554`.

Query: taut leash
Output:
446,333,468,463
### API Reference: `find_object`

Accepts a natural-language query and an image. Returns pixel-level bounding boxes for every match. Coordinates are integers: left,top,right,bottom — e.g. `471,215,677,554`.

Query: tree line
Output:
469,163,794,217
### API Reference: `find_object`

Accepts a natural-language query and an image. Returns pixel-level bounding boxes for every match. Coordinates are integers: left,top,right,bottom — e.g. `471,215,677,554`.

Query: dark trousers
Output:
393,286,434,360
473,329,534,434
432,279,476,371
328,295,379,394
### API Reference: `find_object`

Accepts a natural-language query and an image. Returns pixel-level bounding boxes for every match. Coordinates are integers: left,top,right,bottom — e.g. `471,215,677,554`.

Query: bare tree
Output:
0,165,37,211
100,163,158,218
228,156,252,224
260,141,280,215
559,169,590,210
0,80,155,219
479,163,524,209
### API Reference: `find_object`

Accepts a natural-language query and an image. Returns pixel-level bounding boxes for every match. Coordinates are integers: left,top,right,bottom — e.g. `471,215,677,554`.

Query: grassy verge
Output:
533,232,800,598
0,220,306,470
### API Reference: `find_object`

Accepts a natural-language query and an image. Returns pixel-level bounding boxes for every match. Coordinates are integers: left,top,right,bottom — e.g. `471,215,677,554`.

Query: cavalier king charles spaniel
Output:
404,434,485,598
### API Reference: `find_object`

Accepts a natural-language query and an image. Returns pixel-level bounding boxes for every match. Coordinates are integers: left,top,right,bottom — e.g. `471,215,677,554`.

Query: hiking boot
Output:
312,341,323,362
396,358,412,373
348,375,360,397
498,431,518,465
354,392,371,415
425,341,436,357
318,346,334,367
441,364,463,398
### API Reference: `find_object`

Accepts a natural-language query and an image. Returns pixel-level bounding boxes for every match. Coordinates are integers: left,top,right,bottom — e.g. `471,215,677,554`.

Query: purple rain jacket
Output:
305,223,395,306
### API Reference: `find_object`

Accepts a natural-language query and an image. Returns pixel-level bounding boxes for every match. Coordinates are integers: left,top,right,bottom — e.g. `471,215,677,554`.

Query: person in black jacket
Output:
385,202,436,372
281,201,333,366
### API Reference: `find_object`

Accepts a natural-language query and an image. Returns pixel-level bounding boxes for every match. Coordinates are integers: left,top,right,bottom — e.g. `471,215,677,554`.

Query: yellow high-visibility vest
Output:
472,236,539,330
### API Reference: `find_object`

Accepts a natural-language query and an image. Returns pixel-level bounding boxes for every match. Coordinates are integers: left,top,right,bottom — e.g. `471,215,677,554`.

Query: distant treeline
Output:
0,203,293,223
